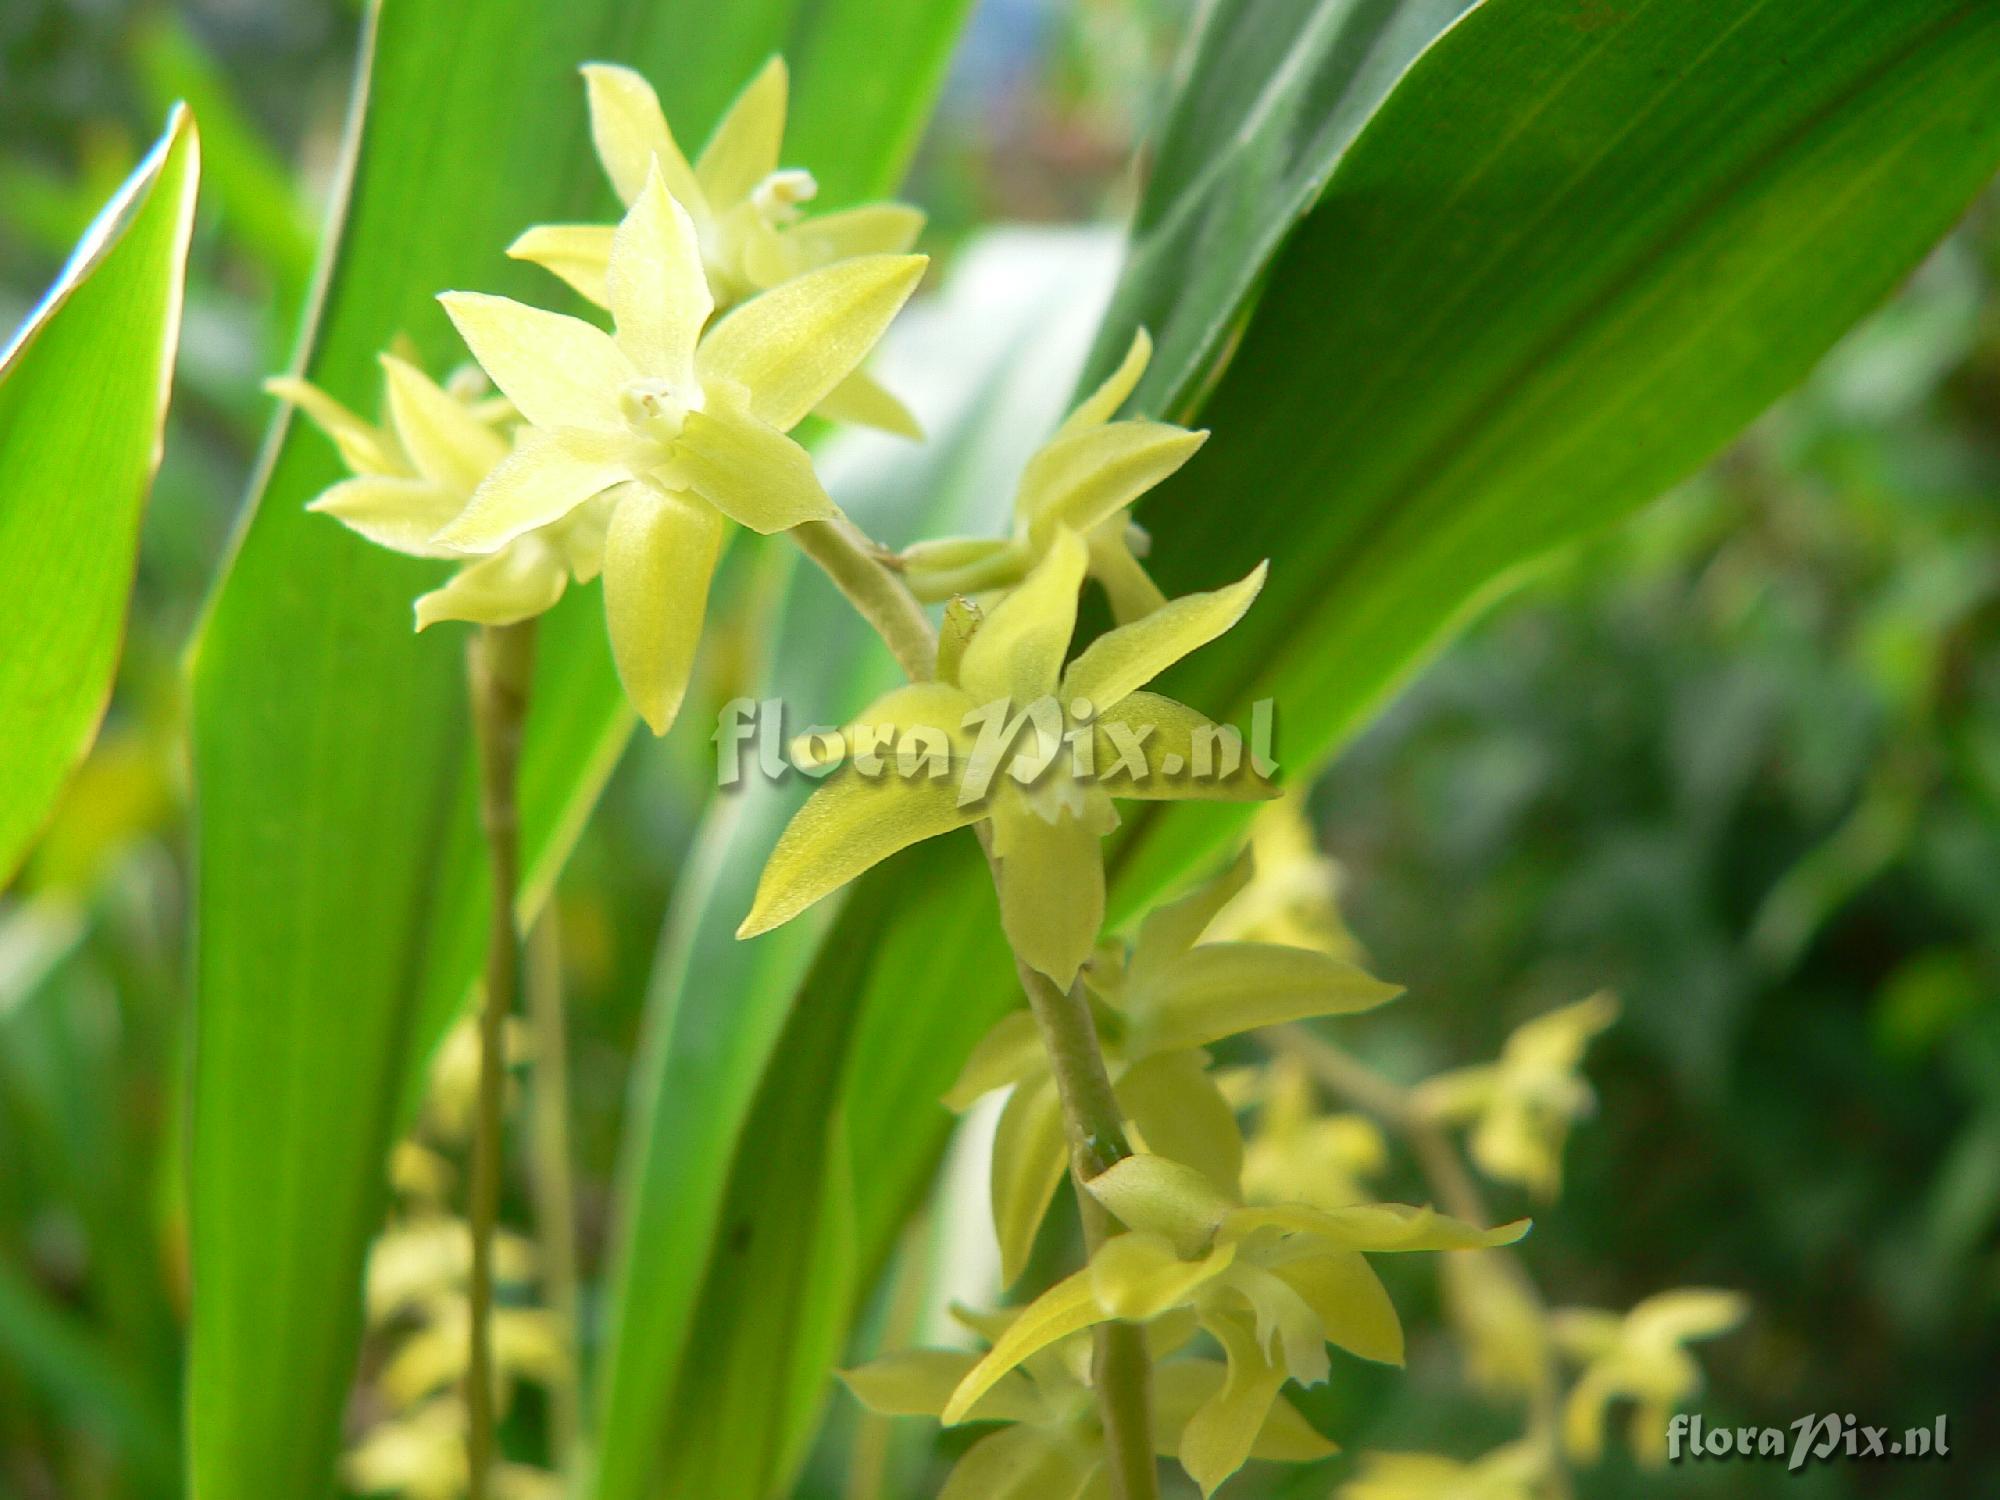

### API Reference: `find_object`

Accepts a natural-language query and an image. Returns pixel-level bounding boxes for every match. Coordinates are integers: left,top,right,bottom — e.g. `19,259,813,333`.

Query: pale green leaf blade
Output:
0,109,198,888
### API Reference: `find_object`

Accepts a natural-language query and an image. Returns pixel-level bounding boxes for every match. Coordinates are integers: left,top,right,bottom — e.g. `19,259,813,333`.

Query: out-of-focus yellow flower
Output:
1231,1055,1390,1210
1207,788,1364,962
1438,1250,1550,1402
943,1155,1525,1497
739,530,1271,985
1413,993,1619,1199
1336,1440,1553,1500
343,1396,561,1500
1552,1289,1747,1464
436,171,924,732
509,58,924,434
947,851,1398,1281
899,330,1203,622
274,356,609,632
843,1306,1333,1500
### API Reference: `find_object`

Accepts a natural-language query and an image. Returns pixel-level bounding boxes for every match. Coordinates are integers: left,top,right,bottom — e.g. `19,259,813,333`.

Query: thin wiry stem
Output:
525,911,582,1471
466,621,535,1500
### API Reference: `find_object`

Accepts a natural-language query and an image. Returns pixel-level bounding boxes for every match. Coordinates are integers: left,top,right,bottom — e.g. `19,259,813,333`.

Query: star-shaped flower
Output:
1414,993,1619,1199
899,330,1203,621
843,1305,1334,1500
274,355,608,630
1232,1055,1391,1211
1551,1289,1746,1464
436,166,925,733
942,1154,1526,1497
508,57,924,434
737,529,1271,985
945,849,1399,1281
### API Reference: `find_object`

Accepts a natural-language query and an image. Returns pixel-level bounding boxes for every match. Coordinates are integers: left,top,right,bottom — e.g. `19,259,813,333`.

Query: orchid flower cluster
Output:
289,55,1744,1500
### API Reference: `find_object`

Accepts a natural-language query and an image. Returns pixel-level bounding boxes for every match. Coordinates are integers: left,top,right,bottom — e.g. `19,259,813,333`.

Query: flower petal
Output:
1270,1250,1403,1366
1221,1201,1530,1253
941,1267,1109,1425
696,253,927,432
380,354,506,492
1057,328,1151,440
307,476,465,558
1089,1231,1235,1320
673,404,837,532
433,429,630,553
812,366,922,438
957,528,1087,708
1085,1154,1233,1256
1061,561,1266,712
1087,526,1168,623
267,375,397,475
1019,422,1205,544
1090,692,1276,802
695,55,788,210
739,767,987,939
943,1009,1045,1110
839,1350,1041,1423
991,1074,1070,1288
506,223,614,306
1129,848,1254,977
1153,1362,1335,1464
1118,1051,1243,1197
1132,944,1402,1054
600,482,723,735
938,1427,1087,1500
439,292,629,434
581,62,705,213
791,680,977,773
784,202,926,264
607,166,712,383
413,543,568,631
991,799,1105,989
1179,1312,1289,1497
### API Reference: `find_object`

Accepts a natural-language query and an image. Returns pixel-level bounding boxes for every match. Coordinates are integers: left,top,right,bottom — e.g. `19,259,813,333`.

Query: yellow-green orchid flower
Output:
1336,1440,1554,1500
1413,992,1619,1199
843,1306,1333,1500
508,57,924,435
943,1154,1527,1497
946,849,1399,1282
1551,1289,1747,1464
435,166,924,733
1206,788,1366,961
899,330,1202,621
1231,1054,1391,1211
738,529,1272,985
1438,1249,1550,1402
274,356,609,631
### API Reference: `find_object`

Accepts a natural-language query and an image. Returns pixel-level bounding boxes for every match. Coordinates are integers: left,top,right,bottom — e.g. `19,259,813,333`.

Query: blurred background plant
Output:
2,0,1996,1497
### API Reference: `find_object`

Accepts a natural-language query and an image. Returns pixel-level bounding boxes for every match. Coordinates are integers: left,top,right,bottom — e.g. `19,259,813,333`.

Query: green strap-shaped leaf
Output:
1077,0,1475,417
0,109,198,890
183,2,972,1497
589,233,1119,1500
709,0,2000,1434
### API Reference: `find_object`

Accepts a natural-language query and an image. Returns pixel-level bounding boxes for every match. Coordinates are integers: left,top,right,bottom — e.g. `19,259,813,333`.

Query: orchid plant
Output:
282,53,1748,1500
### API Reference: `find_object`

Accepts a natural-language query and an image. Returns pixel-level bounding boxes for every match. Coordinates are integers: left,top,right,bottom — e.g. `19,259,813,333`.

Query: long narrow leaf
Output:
183,3,973,1496
0,110,198,888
